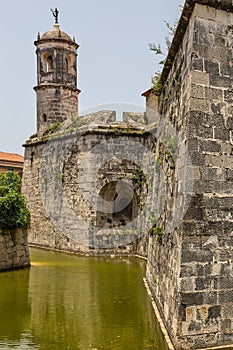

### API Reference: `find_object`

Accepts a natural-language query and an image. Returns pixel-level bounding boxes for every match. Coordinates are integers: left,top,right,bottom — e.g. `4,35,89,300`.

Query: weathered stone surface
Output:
0,229,30,271
34,23,80,136
22,123,152,256
146,2,233,350
204,60,219,75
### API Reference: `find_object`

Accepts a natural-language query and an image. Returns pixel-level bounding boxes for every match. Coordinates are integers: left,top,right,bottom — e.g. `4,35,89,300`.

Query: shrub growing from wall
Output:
0,171,30,271
0,172,30,231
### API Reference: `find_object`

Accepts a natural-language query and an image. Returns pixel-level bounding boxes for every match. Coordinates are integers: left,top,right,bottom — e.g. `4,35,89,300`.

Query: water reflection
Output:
0,268,31,341
0,248,168,350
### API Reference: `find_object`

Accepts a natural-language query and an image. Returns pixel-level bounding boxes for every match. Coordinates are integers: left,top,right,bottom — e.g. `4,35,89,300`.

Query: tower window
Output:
67,54,76,74
30,152,35,165
46,56,53,72
41,52,54,73
65,58,68,72
42,114,47,122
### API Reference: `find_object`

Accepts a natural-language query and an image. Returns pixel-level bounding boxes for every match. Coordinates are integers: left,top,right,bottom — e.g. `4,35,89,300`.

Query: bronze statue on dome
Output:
51,8,59,24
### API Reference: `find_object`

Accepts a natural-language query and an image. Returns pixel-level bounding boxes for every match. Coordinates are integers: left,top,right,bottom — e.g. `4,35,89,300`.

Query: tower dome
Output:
34,14,80,136
41,23,73,42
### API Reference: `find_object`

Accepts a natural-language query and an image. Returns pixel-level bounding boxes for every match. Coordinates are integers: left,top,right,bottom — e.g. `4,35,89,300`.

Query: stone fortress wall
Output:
146,1,233,349
23,111,154,255
0,229,30,271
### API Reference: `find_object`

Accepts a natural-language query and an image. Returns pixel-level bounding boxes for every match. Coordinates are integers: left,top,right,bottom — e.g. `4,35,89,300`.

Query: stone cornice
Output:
33,84,81,94
34,39,79,50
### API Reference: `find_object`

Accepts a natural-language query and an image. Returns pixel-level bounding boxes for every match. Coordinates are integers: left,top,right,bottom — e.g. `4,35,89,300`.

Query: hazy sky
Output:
0,0,183,155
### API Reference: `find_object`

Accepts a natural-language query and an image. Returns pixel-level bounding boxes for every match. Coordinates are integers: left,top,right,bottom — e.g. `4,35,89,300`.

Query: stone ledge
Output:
143,278,175,350
23,123,148,147
199,345,233,350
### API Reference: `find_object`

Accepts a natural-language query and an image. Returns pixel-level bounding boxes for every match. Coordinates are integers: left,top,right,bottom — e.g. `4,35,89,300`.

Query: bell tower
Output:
34,9,80,135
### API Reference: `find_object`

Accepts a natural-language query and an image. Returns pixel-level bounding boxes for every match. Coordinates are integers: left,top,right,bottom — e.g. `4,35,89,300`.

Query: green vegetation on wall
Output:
0,172,30,231
42,121,62,137
149,17,181,97
149,213,163,245
131,168,147,211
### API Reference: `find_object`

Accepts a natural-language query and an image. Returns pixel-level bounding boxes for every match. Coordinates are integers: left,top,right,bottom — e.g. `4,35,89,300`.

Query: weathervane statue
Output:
51,8,59,24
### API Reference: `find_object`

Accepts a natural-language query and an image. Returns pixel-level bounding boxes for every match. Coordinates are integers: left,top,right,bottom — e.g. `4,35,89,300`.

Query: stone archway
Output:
96,180,138,228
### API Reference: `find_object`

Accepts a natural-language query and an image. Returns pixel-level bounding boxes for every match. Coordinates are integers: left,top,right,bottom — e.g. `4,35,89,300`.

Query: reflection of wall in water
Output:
28,249,162,349
28,252,101,349
0,268,30,340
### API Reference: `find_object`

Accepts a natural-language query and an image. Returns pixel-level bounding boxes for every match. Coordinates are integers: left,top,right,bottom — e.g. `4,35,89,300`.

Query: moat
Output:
0,248,168,350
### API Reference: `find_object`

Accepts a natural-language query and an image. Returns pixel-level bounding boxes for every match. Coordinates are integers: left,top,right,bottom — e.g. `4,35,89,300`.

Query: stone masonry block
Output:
190,152,206,165
191,84,205,99
188,124,214,139
193,43,230,63
197,305,210,321
189,110,224,128
214,127,230,141
202,291,218,305
226,116,233,129
205,87,223,101
219,277,233,289
220,63,233,77
219,290,233,304
199,140,221,153
181,277,195,292
210,75,232,88
221,142,233,154
220,319,232,334
204,60,219,75
191,71,210,86
226,169,233,180
194,19,214,46
192,58,204,71
185,306,196,322
224,90,233,103
214,35,226,48
187,138,198,151
222,304,233,319
180,263,197,278
208,305,222,319
197,263,212,277
181,249,214,264
182,292,204,306
194,179,233,194
195,276,215,291
184,207,204,220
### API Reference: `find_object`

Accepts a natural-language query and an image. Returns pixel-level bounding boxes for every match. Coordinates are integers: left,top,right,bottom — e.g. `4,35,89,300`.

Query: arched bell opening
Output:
41,52,54,73
67,54,76,75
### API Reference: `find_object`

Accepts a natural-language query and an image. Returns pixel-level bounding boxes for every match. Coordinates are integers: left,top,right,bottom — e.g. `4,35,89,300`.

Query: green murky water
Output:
0,248,168,350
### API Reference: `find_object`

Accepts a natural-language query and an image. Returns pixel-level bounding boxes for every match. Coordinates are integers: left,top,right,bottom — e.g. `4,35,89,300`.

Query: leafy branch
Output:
149,17,179,96
0,172,30,231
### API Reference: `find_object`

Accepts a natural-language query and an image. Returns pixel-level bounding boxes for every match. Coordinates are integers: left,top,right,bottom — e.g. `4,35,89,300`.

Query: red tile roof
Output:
0,152,24,163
